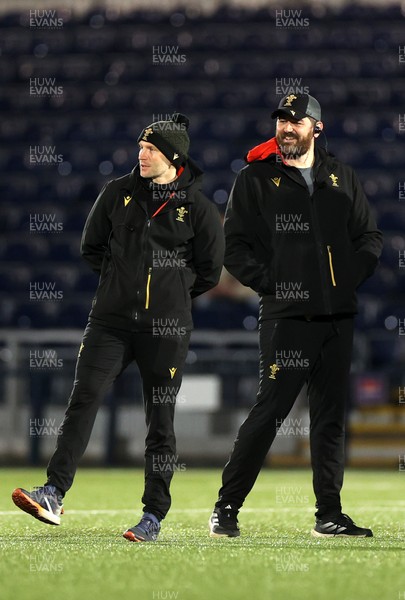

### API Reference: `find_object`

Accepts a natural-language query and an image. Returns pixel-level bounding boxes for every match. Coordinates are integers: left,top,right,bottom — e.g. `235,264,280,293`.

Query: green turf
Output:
0,468,404,600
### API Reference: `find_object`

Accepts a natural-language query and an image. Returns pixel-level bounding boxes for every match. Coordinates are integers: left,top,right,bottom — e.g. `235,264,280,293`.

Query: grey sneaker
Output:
123,512,161,542
12,485,64,526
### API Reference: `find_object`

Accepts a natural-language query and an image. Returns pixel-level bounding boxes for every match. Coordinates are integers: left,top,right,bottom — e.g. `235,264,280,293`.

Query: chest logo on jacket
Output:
176,206,188,222
271,177,281,187
269,363,280,380
329,174,339,187
123,195,132,206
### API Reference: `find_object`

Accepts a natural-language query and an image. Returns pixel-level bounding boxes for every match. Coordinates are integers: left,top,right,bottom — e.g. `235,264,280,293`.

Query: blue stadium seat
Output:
57,302,90,328
0,4,402,340
3,238,48,263
49,238,81,262
76,271,99,292
13,302,58,328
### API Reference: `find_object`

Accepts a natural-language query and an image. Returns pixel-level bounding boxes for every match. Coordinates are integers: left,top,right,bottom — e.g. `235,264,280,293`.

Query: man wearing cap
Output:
209,94,382,538
12,113,224,542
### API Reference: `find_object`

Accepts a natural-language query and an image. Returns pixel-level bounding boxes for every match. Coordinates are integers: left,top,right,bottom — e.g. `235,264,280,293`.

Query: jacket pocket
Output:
145,267,152,309
326,245,337,287
92,255,114,309
179,269,189,305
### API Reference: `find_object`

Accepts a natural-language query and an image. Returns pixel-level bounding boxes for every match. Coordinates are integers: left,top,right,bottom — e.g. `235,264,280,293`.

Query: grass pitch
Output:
0,468,404,600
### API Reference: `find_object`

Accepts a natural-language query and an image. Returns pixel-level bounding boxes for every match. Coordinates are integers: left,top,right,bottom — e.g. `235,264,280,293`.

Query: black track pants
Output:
46,322,190,520
216,316,354,518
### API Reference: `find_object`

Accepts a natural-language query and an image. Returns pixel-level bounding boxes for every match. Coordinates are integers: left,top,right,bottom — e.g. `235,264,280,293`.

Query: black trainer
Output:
209,505,240,538
311,513,373,538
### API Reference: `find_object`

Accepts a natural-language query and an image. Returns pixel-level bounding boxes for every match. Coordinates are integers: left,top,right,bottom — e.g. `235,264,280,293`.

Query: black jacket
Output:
224,139,383,319
81,160,224,331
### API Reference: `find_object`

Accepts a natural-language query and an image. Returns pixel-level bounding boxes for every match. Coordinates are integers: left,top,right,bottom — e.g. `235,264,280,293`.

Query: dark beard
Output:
276,132,312,158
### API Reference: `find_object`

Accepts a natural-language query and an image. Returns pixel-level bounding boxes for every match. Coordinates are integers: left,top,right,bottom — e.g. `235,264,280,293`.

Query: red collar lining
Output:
246,137,287,164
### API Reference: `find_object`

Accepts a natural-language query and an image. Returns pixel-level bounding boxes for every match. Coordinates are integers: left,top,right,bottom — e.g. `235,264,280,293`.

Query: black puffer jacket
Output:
224,139,383,319
81,160,224,331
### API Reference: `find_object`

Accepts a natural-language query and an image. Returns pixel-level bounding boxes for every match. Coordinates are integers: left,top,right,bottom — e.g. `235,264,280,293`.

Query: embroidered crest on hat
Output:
271,94,322,122
142,127,153,141
284,94,297,107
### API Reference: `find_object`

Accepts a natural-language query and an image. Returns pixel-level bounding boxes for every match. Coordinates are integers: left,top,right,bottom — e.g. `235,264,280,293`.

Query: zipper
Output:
327,245,337,287
145,267,152,309
132,194,188,319
131,216,151,321
308,196,332,314
139,196,181,314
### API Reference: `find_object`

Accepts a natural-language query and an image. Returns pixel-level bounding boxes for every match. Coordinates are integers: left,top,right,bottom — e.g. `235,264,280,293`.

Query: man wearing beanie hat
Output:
12,113,224,542
209,94,382,539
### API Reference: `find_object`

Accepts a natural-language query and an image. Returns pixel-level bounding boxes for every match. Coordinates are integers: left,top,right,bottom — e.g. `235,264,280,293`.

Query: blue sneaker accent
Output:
123,512,161,542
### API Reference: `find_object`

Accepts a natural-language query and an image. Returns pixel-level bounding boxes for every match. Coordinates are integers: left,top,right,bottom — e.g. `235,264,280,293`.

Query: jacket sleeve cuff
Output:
252,274,273,295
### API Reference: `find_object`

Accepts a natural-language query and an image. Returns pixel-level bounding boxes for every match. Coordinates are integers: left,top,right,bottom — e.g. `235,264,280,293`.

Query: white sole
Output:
311,528,369,538
12,489,61,526
208,518,240,538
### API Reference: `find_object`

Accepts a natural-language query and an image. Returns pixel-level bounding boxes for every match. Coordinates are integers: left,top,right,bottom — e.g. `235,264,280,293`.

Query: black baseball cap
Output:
271,94,322,121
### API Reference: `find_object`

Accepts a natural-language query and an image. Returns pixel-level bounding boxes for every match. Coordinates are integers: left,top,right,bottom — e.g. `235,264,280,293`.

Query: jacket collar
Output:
245,137,286,164
245,137,337,186
123,158,203,201
118,161,200,219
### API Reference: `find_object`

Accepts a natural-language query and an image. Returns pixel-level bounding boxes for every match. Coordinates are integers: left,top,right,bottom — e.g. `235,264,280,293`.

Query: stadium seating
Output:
0,5,403,373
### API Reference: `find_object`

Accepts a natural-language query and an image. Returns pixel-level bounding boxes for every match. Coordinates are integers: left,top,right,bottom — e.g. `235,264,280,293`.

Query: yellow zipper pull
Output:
145,267,152,309
327,245,337,287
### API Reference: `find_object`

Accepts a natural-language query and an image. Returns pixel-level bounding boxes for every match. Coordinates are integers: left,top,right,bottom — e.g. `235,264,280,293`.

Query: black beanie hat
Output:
138,113,190,169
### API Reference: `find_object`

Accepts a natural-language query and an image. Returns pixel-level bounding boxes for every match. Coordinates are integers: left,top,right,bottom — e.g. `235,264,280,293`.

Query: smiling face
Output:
275,115,316,158
138,140,176,183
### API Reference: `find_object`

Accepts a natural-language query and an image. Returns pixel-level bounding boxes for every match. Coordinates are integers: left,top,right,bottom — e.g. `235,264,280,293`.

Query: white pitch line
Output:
0,508,289,516
1,506,405,517
1,508,309,516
